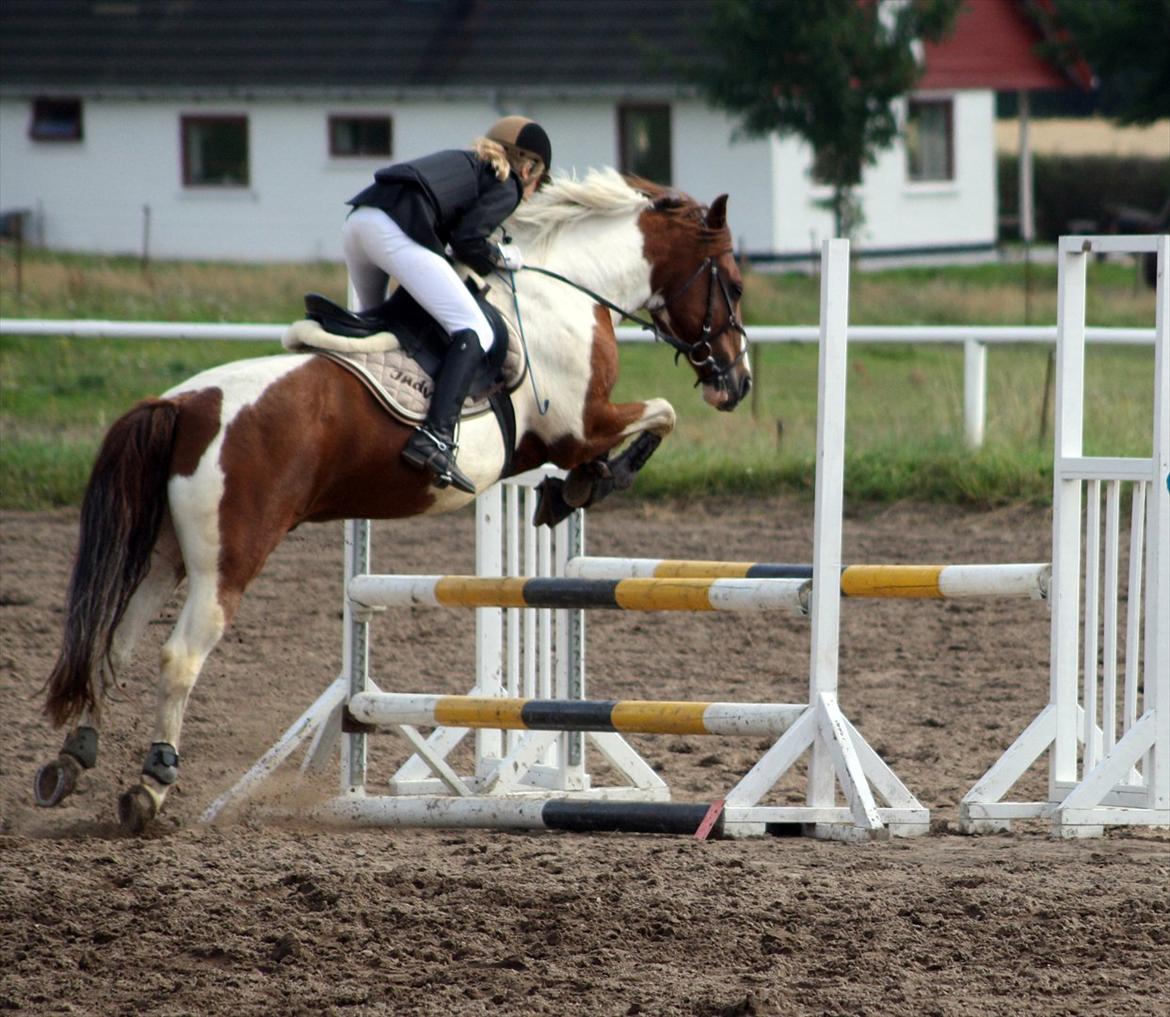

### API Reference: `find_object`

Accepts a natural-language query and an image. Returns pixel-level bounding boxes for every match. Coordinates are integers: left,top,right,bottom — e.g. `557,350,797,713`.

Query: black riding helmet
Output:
486,116,552,175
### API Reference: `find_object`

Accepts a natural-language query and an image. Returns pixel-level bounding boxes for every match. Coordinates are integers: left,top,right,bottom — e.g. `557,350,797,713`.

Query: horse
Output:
34,168,752,832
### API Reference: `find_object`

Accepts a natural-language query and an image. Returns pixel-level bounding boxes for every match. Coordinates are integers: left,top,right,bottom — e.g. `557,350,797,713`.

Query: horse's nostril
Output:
741,375,752,398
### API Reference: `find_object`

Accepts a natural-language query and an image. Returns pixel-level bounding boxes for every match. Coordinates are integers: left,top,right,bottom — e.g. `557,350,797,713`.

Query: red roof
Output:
919,0,1093,91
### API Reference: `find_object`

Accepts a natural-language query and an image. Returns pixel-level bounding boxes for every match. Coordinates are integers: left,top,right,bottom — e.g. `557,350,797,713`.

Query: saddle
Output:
283,280,525,429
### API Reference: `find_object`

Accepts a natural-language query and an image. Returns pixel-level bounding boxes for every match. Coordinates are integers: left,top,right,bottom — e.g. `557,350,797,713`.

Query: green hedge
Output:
998,153,1169,242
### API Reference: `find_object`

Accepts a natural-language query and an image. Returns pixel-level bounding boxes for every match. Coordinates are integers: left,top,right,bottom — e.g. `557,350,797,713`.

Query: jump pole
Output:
565,558,1051,600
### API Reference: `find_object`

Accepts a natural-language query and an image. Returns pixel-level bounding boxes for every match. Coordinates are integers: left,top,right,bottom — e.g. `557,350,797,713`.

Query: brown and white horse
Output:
35,169,751,831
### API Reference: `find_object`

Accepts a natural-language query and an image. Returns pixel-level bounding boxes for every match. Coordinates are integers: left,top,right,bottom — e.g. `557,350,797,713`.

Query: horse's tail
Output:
44,399,180,727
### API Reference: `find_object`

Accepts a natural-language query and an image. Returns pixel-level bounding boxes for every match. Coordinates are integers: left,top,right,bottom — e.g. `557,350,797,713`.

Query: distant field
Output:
995,117,1170,157
0,248,1159,509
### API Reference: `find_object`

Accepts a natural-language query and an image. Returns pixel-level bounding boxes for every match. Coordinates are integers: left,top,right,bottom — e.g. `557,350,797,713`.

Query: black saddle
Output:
303,280,511,392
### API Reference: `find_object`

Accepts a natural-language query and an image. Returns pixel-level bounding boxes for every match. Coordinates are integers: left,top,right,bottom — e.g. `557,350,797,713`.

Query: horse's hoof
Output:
117,785,159,834
563,463,605,508
532,477,574,528
34,754,82,807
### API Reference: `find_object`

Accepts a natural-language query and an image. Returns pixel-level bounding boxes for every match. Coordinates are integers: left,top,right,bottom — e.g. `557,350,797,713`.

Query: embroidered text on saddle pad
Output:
283,319,526,424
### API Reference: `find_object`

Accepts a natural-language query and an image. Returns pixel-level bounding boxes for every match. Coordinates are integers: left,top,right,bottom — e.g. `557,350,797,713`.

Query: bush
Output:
998,153,1169,242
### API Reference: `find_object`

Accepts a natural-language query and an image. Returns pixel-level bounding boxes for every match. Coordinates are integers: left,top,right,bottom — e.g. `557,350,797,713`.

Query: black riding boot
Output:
401,329,482,494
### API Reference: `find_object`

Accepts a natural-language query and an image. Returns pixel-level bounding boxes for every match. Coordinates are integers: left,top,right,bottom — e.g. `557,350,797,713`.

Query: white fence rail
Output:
1,318,1155,449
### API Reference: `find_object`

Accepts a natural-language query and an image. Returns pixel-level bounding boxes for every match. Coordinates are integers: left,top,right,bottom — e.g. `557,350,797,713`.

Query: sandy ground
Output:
2,498,1167,1017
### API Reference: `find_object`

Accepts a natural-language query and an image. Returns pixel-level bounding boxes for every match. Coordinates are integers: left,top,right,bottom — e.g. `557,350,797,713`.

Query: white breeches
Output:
342,206,495,352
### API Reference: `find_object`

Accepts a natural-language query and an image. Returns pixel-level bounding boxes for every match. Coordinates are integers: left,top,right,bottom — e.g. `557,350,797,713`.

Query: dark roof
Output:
0,0,714,96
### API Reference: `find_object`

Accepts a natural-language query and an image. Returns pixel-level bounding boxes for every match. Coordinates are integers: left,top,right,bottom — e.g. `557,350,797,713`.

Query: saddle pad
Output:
283,319,526,424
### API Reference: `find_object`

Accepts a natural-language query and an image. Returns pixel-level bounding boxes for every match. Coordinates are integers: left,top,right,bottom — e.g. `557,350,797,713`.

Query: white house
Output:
0,0,1083,265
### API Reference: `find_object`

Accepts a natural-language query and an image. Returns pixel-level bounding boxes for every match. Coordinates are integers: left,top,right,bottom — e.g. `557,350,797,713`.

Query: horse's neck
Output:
524,213,653,311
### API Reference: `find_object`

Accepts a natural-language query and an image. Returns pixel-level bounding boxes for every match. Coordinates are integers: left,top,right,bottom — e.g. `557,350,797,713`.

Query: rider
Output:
342,116,552,494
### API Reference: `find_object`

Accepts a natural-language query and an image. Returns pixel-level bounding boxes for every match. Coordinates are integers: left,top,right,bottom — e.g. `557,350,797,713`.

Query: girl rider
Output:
343,116,552,494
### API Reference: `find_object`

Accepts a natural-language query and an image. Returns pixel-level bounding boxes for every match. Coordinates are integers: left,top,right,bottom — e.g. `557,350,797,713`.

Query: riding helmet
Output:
486,116,552,170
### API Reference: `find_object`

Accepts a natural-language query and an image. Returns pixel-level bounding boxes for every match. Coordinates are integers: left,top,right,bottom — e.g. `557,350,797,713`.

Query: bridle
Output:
518,255,748,389
650,253,748,387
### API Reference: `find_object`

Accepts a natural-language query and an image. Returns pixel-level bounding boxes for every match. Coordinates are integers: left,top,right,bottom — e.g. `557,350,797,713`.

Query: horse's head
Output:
638,188,752,411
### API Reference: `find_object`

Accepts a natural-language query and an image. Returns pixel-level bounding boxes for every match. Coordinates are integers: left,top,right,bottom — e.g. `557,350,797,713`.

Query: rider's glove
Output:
495,243,523,272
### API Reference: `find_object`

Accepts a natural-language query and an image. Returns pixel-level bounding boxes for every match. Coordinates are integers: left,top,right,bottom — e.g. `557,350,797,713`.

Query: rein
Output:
518,261,746,388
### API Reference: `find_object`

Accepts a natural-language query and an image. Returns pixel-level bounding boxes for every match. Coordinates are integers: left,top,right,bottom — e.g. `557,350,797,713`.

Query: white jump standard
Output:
961,234,1169,837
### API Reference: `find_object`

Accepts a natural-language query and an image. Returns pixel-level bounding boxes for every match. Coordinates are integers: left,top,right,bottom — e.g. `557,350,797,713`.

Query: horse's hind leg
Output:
35,522,183,808
118,562,229,832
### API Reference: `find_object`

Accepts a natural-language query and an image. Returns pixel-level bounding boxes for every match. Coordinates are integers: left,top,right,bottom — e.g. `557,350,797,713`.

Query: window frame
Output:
328,114,393,159
905,96,955,184
617,103,673,186
29,96,84,142
180,114,250,189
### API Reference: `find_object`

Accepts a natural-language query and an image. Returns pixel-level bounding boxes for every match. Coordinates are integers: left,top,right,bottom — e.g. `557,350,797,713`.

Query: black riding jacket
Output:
347,150,523,275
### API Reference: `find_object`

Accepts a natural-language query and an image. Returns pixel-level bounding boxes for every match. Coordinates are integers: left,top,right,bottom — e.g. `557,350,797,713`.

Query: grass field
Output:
0,247,1158,509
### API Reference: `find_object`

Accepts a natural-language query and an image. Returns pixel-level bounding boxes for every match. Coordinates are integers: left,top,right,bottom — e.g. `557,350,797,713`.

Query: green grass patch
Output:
0,433,100,508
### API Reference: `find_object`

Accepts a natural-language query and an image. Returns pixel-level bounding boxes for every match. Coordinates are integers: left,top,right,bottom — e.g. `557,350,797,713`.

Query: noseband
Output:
519,257,747,389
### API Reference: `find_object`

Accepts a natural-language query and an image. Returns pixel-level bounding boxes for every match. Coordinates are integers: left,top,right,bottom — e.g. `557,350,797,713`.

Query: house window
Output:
906,98,954,182
30,97,83,141
329,115,392,158
619,104,671,185
181,115,249,187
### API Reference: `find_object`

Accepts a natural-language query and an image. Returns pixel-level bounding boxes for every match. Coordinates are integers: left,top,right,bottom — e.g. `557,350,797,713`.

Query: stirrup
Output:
402,428,475,494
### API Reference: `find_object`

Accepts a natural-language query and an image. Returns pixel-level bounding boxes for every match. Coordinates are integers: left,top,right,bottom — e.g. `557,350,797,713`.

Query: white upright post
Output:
475,483,505,767
806,239,850,813
1147,234,1169,817
340,519,371,792
1049,240,1088,795
341,278,371,793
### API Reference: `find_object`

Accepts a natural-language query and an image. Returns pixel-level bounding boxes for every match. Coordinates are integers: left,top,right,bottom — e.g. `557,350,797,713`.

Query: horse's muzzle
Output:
704,370,751,411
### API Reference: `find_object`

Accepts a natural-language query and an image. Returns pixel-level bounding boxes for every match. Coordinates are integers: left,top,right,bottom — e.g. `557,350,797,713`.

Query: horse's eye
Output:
730,283,744,301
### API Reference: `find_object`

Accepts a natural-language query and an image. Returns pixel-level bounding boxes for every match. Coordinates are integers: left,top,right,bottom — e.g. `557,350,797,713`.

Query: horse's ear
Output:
652,190,686,211
706,194,729,230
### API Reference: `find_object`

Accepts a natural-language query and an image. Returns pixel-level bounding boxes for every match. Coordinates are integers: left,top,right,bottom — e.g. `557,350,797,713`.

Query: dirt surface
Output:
2,498,1167,1017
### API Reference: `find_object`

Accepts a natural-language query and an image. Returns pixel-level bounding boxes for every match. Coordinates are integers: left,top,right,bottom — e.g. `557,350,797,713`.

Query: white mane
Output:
505,167,652,258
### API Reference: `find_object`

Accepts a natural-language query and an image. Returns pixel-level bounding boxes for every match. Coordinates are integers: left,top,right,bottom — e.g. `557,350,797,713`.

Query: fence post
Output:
963,337,987,448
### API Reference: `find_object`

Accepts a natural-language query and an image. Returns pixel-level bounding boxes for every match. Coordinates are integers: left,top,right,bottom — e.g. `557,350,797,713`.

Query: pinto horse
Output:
35,169,752,831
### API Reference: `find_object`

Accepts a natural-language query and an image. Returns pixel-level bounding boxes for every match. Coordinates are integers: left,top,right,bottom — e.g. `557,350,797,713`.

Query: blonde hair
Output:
471,137,512,181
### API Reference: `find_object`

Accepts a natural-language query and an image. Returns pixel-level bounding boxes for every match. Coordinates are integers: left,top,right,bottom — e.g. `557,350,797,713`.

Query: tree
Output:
693,0,960,239
1044,0,1170,124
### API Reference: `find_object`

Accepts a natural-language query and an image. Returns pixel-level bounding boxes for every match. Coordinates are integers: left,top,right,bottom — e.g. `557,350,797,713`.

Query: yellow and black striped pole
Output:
564,558,1051,600
348,691,805,737
348,574,810,613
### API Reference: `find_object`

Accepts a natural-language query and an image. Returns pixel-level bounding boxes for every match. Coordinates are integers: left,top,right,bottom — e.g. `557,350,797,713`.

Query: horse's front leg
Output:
534,397,676,527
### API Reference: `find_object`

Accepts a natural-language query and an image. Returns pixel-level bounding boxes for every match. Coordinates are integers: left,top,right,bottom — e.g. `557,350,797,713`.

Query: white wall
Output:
0,96,516,261
0,90,996,263
670,100,777,255
770,89,997,258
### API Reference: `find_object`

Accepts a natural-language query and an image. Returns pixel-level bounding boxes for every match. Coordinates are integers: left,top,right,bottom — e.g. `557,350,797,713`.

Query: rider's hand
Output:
495,243,523,272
